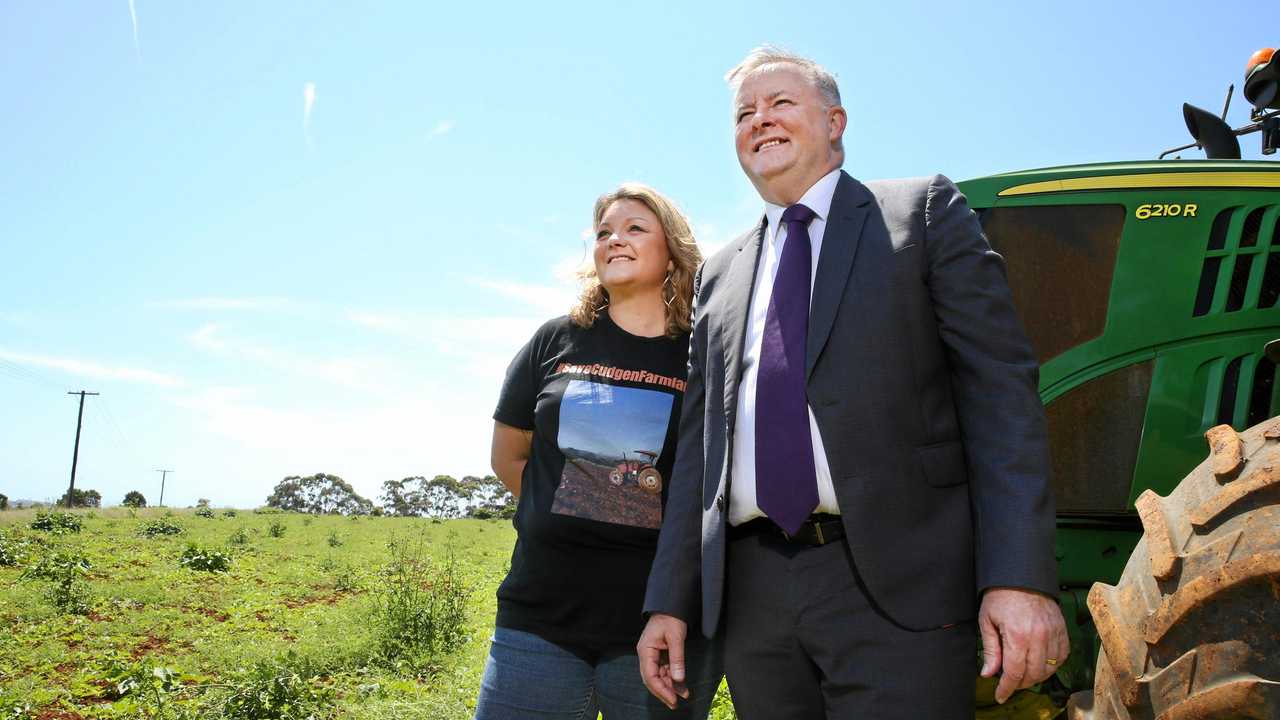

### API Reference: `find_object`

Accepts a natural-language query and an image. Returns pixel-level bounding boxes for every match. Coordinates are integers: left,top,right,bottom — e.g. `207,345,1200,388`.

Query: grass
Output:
0,507,515,719
0,506,1061,719
0,507,738,719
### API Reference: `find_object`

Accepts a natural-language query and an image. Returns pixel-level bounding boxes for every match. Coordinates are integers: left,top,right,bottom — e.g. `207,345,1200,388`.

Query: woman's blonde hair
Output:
569,183,702,338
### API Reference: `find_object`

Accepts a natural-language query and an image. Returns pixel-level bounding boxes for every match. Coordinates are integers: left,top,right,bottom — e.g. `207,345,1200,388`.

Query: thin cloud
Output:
172,382,496,490
0,311,39,328
0,348,184,388
188,323,226,351
127,0,140,60
159,297,295,311
464,276,576,317
343,308,547,382
429,120,455,137
553,253,588,282
186,323,386,393
692,221,731,258
303,82,317,148
344,311,406,333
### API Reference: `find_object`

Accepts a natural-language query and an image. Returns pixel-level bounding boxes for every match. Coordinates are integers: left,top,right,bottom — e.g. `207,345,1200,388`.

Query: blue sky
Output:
558,381,673,461
1,1,1273,508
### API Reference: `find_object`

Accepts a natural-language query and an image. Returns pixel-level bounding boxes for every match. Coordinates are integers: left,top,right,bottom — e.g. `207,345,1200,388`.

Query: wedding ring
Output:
1046,658,1058,666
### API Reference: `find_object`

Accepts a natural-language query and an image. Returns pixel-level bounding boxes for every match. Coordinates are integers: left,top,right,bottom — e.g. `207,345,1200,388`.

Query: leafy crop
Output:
179,543,232,572
0,528,39,566
29,511,82,534
0,510,606,720
22,550,90,581
0,688,33,720
94,657,212,719
219,654,333,720
268,520,287,538
139,518,184,537
108,660,182,702
194,507,215,519
326,530,343,548
332,563,360,593
0,536,18,567
228,528,249,546
371,539,470,672
23,549,92,614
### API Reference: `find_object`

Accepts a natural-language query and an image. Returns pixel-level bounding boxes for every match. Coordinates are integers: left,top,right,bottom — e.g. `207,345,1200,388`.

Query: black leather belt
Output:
728,514,845,546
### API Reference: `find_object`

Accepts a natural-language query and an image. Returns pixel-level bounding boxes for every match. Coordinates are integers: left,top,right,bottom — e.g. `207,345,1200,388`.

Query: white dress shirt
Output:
729,168,843,526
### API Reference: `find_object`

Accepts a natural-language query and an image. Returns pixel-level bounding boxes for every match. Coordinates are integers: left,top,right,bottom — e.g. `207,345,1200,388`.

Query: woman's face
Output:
593,199,672,296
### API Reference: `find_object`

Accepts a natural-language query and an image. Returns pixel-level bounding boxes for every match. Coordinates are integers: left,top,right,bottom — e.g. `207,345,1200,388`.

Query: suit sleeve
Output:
643,265,706,622
923,174,1057,598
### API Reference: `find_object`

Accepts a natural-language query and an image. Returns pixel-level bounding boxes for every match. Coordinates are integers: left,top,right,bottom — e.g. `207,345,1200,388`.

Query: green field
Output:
1,507,1060,720
0,507,733,719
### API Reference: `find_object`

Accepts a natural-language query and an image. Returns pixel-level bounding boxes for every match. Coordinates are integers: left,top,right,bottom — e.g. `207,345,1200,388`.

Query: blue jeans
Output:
474,627,723,720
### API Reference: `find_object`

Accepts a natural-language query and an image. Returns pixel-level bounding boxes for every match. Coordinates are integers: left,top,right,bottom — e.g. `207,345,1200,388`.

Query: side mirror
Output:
1244,49,1280,110
1245,74,1279,109
1183,103,1241,159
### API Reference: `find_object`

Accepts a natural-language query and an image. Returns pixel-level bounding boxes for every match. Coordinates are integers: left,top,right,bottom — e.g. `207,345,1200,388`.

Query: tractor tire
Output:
637,467,662,494
609,469,624,486
1066,417,1280,720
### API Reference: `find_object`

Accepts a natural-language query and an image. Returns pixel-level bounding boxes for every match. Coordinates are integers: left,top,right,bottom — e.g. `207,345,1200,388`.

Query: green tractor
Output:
955,48,1280,719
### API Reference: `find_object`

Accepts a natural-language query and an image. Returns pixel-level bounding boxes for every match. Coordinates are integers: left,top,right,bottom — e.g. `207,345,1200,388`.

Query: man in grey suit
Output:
638,47,1069,718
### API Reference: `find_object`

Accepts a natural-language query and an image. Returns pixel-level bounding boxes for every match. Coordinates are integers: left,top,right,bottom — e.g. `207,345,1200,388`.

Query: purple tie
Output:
754,203,819,535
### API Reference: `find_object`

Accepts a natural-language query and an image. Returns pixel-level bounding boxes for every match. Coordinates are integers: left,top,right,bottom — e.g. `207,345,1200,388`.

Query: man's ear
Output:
828,105,848,142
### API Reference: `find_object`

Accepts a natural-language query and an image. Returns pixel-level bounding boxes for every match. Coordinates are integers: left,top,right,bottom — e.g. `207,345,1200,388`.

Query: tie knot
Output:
782,203,816,226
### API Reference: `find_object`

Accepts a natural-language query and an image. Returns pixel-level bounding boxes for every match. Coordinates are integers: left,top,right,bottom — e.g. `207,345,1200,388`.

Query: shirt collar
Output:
763,168,842,242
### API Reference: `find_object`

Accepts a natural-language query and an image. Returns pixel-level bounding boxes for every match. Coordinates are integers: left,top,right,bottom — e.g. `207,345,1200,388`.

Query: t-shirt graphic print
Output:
553,379,672,529
491,314,689,650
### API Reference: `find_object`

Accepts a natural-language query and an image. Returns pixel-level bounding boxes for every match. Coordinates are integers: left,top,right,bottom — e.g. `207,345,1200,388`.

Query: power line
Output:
0,355,62,387
96,397,149,474
0,357,62,391
84,399,153,505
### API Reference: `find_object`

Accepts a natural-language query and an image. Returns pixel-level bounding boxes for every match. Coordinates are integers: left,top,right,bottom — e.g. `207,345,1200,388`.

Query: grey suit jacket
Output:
643,171,1057,636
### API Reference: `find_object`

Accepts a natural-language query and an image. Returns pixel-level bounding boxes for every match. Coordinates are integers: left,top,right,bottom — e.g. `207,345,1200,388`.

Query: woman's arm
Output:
491,421,533,498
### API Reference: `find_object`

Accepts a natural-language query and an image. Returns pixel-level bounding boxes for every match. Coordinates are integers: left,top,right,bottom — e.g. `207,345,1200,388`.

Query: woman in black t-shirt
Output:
474,184,723,719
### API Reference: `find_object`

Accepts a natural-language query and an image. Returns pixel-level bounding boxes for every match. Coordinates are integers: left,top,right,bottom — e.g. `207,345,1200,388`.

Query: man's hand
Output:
637,613,689,710
979,587,1069,704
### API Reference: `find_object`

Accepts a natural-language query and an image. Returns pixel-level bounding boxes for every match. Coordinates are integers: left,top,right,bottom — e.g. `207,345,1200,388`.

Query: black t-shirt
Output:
492,313,689,652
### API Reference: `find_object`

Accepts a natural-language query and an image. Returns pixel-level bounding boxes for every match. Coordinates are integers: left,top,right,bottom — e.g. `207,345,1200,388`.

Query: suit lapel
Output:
719,218,765,419
806,172,872,380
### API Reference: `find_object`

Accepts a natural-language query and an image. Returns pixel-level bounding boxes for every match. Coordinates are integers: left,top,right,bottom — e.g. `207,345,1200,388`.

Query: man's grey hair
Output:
725,45,842,108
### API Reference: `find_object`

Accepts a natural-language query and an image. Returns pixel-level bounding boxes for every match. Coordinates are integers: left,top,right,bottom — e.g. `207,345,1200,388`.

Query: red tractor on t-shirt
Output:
607,450,662,494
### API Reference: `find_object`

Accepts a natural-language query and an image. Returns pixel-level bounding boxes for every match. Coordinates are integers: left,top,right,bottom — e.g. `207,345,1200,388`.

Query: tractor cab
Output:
956,48,1280,718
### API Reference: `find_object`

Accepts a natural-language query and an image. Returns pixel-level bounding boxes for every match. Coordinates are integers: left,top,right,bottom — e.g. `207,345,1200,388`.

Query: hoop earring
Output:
663,272,675,308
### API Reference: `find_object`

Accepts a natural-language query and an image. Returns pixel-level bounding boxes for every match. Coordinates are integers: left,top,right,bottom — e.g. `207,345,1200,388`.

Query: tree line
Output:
265,473,515,519
3,473,514,520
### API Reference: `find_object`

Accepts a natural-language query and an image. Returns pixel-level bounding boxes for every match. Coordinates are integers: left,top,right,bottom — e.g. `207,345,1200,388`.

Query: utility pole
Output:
156,469,172,507
65,391,99,507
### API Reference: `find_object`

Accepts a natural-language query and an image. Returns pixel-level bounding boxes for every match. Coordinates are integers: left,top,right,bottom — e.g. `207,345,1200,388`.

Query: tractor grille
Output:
1205,351,1279,430
1192,206,1280,316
